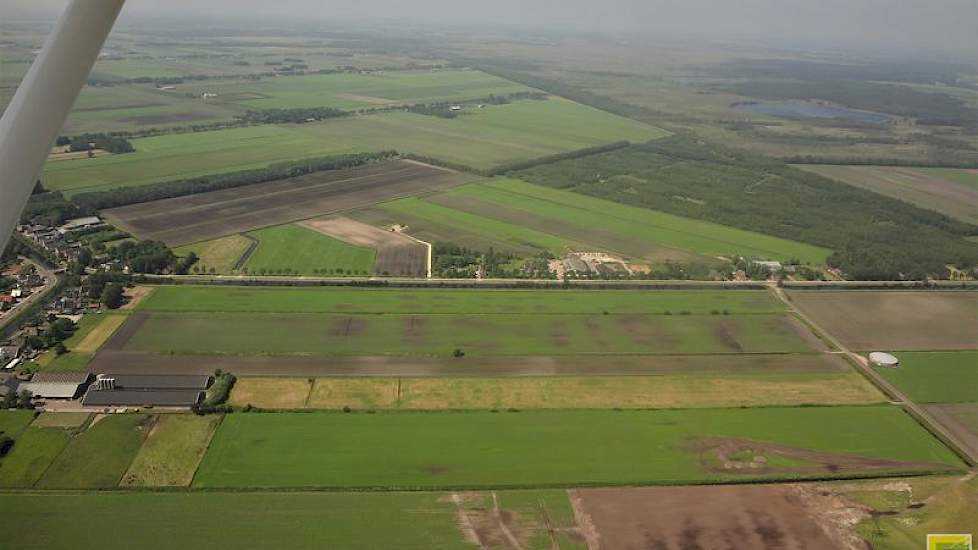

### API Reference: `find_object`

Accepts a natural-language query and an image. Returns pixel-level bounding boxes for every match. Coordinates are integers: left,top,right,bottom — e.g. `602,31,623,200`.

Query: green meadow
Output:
244,224,376,276
874,351,978,403
193,407,963,489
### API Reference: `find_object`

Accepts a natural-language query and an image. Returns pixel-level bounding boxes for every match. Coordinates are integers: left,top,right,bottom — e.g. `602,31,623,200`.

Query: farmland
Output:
121,414,221,487
0,426,71,488
798,165,978,224
107,160,472,245
173,234,255,274
35,414,151,489
302,217,428,277
874,351,978,403
40,312,129,372
0,492,473,550
193,407,963,489
43,99,666,195
377,178,830,264
230,367,883,410
244,224,377,276
787,290,978,350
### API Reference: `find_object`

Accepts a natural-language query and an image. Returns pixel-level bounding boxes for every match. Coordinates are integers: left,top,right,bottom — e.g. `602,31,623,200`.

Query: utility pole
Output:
0,0,125,253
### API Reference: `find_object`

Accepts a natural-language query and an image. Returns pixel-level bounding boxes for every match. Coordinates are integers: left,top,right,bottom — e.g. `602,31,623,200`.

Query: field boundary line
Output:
232,234,260,272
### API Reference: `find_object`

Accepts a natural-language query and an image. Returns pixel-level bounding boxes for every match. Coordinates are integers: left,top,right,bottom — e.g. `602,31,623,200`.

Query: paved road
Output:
771,284,978,467
0,258,59,332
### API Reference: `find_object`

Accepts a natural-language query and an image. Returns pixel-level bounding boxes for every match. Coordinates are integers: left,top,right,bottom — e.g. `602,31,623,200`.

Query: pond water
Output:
734,100,894,124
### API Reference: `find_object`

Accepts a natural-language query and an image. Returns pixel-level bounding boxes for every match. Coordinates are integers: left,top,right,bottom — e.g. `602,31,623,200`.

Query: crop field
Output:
381,178,830,263
116,311,814,357
0,426,70,488
107,160,472,246
181,69,535,110
36,414,152,489
244,224,377,276
173,234,255,274
798,165,978,224
301,217,428,277
139,286,786,315
43,100,666,195
788,290,978,351
231,367,883,410
0,492,473,550
874,351,978,403
121,414,222,487
193,407,963,489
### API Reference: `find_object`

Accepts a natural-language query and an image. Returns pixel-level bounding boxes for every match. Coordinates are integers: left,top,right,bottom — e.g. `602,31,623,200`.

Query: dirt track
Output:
301,217,427,277
107,160,474,246
573,484,862,550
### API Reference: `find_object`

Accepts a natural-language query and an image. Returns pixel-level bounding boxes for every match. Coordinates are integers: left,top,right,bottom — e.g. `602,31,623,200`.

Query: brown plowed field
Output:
787,290,978,350
106,160,474,246
301,217,427,277
572,484,862,550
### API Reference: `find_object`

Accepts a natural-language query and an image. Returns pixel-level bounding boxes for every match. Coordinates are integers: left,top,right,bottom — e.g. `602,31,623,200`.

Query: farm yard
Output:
787,290,978,351
43,99,666,195
106,160,473,246
798,165,978,224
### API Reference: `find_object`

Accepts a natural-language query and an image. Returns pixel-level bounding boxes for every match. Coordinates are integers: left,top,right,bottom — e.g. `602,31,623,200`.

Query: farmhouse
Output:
58,216,104,234
19,372,93,400
82,373,213,407
869,352,899,368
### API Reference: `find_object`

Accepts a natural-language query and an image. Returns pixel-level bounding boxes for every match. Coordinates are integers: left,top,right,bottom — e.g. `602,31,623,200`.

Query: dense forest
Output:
515,136,978,280
700,59,973,87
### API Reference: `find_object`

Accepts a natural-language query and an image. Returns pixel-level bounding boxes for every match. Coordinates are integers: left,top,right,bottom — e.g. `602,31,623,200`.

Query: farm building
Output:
18,372,92,399
82,373,212,407
869,352,899,368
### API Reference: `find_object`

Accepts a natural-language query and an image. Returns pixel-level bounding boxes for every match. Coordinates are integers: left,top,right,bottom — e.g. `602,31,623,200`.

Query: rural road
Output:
771,284,978,467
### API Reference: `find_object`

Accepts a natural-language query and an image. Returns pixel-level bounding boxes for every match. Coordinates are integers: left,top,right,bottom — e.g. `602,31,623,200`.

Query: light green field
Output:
232,371,884,410
245,224,376,276
0,411,37,437
193,407,963,489
139,286,787,315
174,234,254,274
410,178,830,264
43,99,667,195
182,69,535,110
121,414,222,487
123,312,812,357
0,492,472,550
874,351,978,403
41,312,129,372
0,427,70,488
36,414,151,489
918,167,978,191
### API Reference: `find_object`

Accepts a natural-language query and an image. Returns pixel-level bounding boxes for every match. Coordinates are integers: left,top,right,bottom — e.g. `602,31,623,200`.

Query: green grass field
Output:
874,351,978,403
245,224,376,276
42,99,666,195
0,411,37,437
0,492,472,550
183,69,535,110
174,234,254,274
124,312,811,357
193,407,963,489
36,414,151,489
139,286,786,315
400,178,829,264
0,427,70,488
121,414,221,487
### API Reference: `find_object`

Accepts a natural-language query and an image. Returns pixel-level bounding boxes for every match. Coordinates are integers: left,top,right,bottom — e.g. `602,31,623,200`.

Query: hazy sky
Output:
4,0,976,55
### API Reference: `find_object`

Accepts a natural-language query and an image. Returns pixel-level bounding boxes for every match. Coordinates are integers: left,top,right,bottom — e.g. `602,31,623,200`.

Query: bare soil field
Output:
301,217,427,277
925,403,978,461
107,160,474,246
91,350,846,377
788,290,978,350
572,484,867,550
798,165,978,224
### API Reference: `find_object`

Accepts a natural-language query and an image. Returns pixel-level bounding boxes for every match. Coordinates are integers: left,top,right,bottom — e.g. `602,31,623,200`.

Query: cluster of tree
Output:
0,389,32,411
716,80,978,129
85,271,129,304
193,370,236,415
106,240,180,274
236,107,347,124
699,58,972,88
70,151,396,212
785,155,978,169
432,243,518,278
56,134,135,154
406,104,461,119
22,316,77,355
515,136,978,280
407,91,549,119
